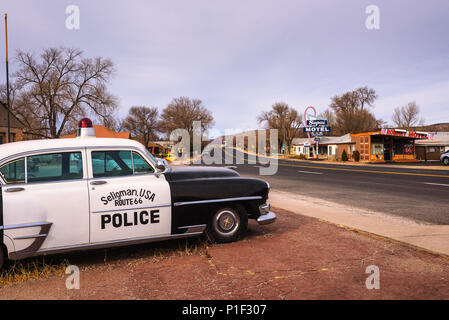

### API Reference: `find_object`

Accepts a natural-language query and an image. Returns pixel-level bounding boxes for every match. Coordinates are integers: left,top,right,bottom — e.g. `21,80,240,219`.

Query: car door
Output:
87,149,172,243
0,150,90,256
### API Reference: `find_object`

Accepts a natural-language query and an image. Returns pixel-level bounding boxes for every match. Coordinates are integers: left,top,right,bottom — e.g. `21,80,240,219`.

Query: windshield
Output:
143,148,158,166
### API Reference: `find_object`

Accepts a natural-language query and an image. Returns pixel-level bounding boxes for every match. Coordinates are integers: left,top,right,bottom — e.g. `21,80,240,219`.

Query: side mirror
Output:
156,160,166,172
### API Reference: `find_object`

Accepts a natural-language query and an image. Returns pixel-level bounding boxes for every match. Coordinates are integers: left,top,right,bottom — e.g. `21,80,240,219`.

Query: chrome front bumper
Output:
257,211,277,225
256,202,277,225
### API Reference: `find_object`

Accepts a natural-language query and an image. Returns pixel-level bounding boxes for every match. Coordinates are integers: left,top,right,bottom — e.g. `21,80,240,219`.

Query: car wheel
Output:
206,205,248,243
444,157,449,166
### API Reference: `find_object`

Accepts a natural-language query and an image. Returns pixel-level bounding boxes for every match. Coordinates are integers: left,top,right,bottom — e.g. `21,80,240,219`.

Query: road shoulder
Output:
269,189,449,257
1,207,449,299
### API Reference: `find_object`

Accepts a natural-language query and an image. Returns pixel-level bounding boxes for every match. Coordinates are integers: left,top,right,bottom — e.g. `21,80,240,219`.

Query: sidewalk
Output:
269,189,449,257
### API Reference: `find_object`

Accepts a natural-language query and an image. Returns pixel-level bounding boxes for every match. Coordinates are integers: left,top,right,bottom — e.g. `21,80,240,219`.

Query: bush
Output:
290,154,307,160
352,150,360,162
341,149,348,161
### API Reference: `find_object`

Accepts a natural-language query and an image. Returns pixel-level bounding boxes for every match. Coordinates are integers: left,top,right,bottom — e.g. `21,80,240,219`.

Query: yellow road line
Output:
224,149,449,179
278,163,449,178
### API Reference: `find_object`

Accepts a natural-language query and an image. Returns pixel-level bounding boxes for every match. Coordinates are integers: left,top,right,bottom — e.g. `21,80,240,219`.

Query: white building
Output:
291,134,353,160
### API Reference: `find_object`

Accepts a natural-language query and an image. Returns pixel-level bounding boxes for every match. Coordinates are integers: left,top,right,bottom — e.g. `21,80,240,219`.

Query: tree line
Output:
120,97,214,148
0,47,214,147
258,87,425,153
0,47,426,154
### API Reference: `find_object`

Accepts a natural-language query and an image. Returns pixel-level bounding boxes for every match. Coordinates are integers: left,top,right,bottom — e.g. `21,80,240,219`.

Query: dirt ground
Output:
1,207,449,300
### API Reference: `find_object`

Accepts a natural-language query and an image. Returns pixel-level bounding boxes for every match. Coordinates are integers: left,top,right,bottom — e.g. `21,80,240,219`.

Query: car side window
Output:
92,151,133,178
133,152,154,174
26,152,83,183
0,158,25,184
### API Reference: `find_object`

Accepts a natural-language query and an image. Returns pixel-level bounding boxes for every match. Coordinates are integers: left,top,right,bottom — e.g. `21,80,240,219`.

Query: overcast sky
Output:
1,0,448,135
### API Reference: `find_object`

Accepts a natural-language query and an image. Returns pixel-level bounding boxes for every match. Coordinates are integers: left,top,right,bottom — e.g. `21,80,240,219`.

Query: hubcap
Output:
214,209,240,236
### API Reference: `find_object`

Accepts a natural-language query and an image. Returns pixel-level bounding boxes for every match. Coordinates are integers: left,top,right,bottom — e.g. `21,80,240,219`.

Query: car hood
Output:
164,166,240,181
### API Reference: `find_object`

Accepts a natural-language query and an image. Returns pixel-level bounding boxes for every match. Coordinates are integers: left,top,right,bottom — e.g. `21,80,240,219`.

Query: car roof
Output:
0,137,146,161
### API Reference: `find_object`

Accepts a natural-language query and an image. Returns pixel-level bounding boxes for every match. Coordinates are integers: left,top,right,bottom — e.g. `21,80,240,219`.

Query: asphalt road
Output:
201,148,449,225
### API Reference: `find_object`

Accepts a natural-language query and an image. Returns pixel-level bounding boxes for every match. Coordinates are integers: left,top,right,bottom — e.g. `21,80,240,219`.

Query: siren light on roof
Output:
78,118,93,128
77,118,96,137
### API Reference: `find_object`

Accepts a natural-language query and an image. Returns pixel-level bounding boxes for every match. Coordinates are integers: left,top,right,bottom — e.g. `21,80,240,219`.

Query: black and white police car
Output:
0,119,275,268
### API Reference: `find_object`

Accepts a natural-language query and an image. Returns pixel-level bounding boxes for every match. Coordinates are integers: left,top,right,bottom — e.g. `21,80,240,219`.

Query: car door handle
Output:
90,181,107,185
5,187,25,193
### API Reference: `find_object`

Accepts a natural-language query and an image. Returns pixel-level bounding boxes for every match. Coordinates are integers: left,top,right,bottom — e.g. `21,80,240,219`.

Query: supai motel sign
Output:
303,120,331,136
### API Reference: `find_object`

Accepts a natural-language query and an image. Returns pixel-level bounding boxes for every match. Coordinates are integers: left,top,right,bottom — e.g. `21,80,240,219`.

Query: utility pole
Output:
4,13,11,143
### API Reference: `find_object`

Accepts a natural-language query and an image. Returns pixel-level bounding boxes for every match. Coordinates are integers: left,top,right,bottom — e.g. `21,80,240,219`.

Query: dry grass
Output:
178,239,210,257
0,238,212,287
134,239,211,264
0,257,70,287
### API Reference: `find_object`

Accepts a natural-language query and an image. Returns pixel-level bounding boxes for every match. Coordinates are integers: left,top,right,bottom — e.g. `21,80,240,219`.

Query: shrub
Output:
341,149,348,161
290,154,307,160
352,150,360,162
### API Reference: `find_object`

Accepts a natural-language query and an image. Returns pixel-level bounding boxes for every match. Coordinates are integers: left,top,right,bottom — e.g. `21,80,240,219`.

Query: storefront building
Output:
292,129,429,163
292,134,354,160
415,132,449,161
350,129,428,162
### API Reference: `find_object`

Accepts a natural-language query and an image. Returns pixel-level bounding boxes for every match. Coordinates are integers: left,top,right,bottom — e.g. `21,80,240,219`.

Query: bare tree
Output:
0,82,19,108
159,97,214,139
258,102,303,154
122,106,160,148
330,87,382,134
354,86,377,111
6,47,117,138
392,101,424,130
102,116,123,132
319,108,336,135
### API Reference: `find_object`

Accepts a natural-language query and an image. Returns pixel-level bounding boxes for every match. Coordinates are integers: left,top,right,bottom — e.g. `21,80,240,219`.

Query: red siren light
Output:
78,118,93,128
77,118,95,137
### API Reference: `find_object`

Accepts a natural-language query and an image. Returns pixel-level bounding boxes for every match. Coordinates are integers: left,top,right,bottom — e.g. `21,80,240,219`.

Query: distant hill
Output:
418,123,449,132
392,123,449,132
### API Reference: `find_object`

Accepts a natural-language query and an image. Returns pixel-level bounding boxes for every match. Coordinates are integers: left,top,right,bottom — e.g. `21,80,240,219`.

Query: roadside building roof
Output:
292,133,353,146
132,138,167,150
415,132,449,146
352,129,428,140
60,125,130,139
153,141,176,147
147,142,166,148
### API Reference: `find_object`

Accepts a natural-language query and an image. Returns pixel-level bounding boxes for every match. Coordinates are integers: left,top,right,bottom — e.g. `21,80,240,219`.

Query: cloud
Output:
1,0,449,132
376,81,449,125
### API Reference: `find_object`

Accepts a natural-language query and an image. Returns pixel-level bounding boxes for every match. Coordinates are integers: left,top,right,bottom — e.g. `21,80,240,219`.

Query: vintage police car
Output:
0,119,275,268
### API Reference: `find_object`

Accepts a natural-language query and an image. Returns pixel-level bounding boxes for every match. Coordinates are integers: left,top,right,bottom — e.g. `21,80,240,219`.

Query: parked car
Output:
162,152,176,162
441,151,449,165
0,119,275,269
